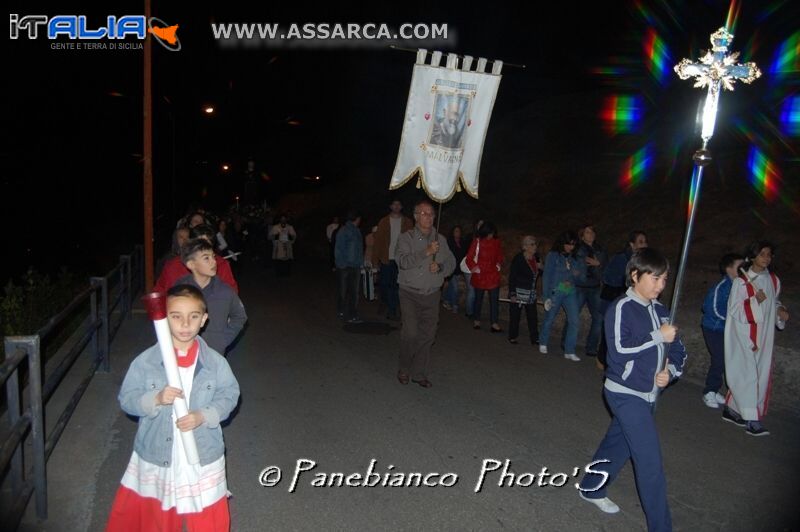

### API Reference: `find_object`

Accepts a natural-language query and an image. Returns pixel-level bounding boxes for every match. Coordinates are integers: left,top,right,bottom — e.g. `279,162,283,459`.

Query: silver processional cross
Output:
674,27,762,145
668,27,761,326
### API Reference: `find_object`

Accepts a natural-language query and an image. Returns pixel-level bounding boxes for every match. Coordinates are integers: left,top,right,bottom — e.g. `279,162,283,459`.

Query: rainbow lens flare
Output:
771,31,800,79
620,144,653,192
725,0,742,36
643,28,671,85
748,147,781,202
687,167,701,220
780,95,800,135
601,95,643,134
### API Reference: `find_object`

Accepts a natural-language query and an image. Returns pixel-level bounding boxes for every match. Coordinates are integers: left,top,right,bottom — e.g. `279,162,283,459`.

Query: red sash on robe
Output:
738,271,778,352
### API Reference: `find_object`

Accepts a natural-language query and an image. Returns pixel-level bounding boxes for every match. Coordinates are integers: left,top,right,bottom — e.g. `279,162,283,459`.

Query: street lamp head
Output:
204,106,215,114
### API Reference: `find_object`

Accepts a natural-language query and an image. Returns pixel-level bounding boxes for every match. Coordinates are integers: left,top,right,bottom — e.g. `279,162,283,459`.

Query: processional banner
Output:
390,49,502,201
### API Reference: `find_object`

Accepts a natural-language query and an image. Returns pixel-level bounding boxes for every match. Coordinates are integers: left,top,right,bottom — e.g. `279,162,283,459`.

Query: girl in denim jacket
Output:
539,230,584,361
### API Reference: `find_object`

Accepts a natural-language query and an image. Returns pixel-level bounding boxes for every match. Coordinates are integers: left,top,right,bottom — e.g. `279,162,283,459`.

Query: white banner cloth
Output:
390,49,502,201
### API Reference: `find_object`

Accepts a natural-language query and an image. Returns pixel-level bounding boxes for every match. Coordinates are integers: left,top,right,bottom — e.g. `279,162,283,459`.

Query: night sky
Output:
3,1,798,282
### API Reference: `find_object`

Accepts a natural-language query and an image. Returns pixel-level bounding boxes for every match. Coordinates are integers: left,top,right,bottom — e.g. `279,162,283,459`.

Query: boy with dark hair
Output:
153,224,239,294
579,248,687,532
700,252,744,408
178,239,247,355
107,284,240,530
190,225,239,292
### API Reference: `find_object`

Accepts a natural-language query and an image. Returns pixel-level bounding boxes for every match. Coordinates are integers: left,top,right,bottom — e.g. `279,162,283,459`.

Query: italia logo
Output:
9,14,181,51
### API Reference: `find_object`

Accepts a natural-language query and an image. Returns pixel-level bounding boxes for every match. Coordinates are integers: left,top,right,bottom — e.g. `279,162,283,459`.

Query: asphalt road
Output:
20,261,800,531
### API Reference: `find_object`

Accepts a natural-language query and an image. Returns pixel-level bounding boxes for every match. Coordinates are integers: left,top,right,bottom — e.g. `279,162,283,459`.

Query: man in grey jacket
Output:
394,199,456,388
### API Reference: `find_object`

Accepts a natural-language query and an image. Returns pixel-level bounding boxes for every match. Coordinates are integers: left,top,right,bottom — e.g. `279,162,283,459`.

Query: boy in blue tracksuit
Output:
578,248,688,532
700,253,743,408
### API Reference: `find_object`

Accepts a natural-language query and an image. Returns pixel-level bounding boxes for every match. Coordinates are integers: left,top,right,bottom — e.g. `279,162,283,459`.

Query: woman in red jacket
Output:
465,221,504,332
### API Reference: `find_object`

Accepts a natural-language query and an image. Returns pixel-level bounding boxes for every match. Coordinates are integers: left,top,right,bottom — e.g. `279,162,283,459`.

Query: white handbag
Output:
460,239,480,274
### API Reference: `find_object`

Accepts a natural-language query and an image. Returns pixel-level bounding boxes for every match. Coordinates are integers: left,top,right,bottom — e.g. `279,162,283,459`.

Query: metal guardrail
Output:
1,245,143,530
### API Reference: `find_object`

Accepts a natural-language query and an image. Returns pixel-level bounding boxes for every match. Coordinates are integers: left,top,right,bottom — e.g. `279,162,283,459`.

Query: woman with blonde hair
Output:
507,235,541,345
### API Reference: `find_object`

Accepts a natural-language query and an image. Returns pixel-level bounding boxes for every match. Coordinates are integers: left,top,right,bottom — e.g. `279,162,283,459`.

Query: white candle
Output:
143,293,200,465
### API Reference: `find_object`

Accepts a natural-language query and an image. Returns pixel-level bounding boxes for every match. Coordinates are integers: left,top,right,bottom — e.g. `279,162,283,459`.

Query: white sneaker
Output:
564,353,581,362
579,492,620,514
703,391,720,409
539,345,548,354
715,392,726,404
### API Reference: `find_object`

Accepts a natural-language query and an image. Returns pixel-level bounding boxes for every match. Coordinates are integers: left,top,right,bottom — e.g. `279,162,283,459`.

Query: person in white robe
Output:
723,241,789,436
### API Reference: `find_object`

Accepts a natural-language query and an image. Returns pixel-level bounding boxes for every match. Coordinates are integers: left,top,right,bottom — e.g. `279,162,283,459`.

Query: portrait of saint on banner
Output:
428,93,470,151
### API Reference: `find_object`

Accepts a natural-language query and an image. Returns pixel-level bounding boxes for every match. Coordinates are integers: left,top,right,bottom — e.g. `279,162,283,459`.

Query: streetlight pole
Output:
168,103,176,222
143,0,154,289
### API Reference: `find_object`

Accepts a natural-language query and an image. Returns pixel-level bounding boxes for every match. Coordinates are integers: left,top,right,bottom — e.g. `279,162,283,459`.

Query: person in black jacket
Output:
507,235,541,345
572,224,608,356
443,225,470,313
596,230,648,367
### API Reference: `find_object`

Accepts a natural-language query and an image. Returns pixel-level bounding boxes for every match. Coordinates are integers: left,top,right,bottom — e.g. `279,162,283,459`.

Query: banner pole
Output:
432,200,442,263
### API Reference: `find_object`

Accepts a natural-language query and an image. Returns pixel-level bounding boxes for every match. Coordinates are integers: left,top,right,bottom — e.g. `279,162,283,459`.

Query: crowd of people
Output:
328,200,634,367
155,207,302,279
328,201,788,416
324,198,789,531
105,200,788,531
